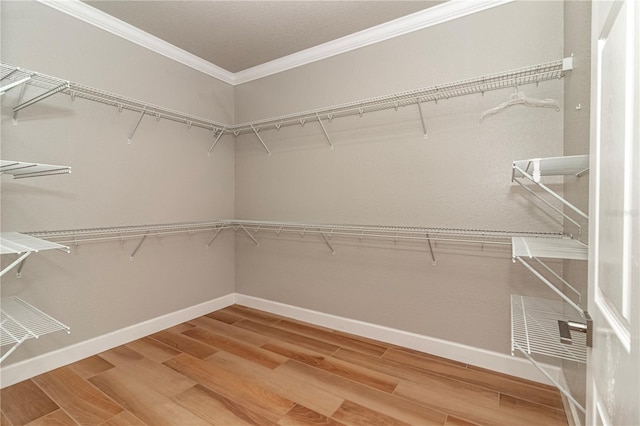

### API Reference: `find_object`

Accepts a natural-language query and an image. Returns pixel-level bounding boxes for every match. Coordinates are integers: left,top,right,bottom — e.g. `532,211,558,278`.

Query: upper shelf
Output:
1,160,71,179
512,155,589,183
2,58,573,142
511,236,588,260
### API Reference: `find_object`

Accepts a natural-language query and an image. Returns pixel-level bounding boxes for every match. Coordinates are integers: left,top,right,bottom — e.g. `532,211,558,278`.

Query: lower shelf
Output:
511,294,587,363
0,296,70,363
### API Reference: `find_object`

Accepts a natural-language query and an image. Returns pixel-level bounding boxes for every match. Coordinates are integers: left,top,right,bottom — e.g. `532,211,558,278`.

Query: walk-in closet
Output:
1,1,638,425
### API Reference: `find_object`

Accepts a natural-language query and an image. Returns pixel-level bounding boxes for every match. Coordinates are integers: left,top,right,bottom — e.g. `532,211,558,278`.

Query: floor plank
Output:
173,384,277,426
207,351,345,418
235,319,340,355
164,352,296,422
149,329,218,359
271,319,389,357
0,380,59,426
189,315,271,346
124,336,181,363
68,356,115,380
331,400,412,426
98,411,147,426
88,369,208,426
263,341,399,393
277,359,448,425
24,409,77,426
182,326,287,369
32,367,123,425
98,346,196,398
278,404,345,426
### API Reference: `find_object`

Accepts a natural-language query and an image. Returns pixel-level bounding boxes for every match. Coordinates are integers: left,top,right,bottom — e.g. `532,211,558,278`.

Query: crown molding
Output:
37,0,513,86
36,0,236,85
233,0,513,85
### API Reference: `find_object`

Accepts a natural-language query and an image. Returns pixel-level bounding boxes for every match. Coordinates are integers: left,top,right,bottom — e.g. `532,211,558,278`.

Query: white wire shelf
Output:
511,236,587,314
0,296,70,363
512,155,589,183
231,58,572,136
1,160,71,179
22,219,565,264
1,232,68,255
1,232,70,278
511,155,589,228
511,237,588,260
0,63,228,135
2,58,572,151
510,294,587,414
511,295,587,364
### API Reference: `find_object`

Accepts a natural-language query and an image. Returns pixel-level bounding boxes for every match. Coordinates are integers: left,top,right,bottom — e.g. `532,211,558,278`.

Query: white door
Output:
588,0,639,425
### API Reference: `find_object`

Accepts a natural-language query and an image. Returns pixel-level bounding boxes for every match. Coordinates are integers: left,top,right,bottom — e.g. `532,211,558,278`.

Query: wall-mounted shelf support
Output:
128,106,147,144
0,76,33,96
250,125,271,156
511,236,587,315
319,232,336,255
417,101,428,139
1,233,69,278
206,227,224,248
1,160,71,179
315,113,334,150
208,127,226,156
129,233,148,261
238,225,260,247
426,233,436,265
512,155,589,224
13,82,70,122
0,252,31,279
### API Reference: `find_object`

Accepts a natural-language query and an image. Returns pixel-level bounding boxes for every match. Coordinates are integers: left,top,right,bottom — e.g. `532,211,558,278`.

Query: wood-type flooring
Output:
1,304,568,426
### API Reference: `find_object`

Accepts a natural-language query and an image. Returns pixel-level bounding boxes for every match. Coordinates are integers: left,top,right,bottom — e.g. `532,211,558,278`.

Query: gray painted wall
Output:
234,1,568,354
0,1,235,366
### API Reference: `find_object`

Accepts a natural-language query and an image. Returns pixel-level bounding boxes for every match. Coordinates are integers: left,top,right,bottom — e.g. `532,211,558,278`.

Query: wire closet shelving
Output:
1,58,573,153
1,160,71,179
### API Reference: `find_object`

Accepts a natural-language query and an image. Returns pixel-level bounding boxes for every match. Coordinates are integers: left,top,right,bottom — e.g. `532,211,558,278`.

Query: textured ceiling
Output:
83,1,443,73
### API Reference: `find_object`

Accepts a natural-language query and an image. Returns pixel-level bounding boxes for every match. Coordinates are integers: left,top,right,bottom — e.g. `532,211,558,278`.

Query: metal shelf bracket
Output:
128,106,147,144
315,113,334,150
208,127,226,156
130,234,148,261
251,125,271,156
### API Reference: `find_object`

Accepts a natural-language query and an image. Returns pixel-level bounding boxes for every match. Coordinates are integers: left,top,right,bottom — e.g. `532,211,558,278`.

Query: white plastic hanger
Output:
480,87,560,121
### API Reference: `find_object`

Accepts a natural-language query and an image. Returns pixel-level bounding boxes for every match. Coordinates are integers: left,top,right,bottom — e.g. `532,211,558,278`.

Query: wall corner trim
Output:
0,293,235,388
35,0,513,86
234,293,560,385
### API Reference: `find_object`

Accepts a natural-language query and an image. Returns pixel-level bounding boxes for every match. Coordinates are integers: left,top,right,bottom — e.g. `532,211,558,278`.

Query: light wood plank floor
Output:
1,305,568,426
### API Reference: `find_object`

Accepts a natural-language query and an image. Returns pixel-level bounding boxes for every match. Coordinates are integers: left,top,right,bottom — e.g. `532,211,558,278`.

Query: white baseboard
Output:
234,293,560,386
0,293,235,388
1,292,560,389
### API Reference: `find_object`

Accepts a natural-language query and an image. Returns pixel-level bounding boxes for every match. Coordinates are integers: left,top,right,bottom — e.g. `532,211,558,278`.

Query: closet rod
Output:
230,57,573,136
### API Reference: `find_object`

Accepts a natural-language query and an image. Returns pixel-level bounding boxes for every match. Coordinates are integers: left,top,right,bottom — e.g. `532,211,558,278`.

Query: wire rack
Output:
1,63,228,133
0,296,70,363
511,295,587,364
2,58,571,140
231,58,571,135
1,160,71,179
27,221,230,245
